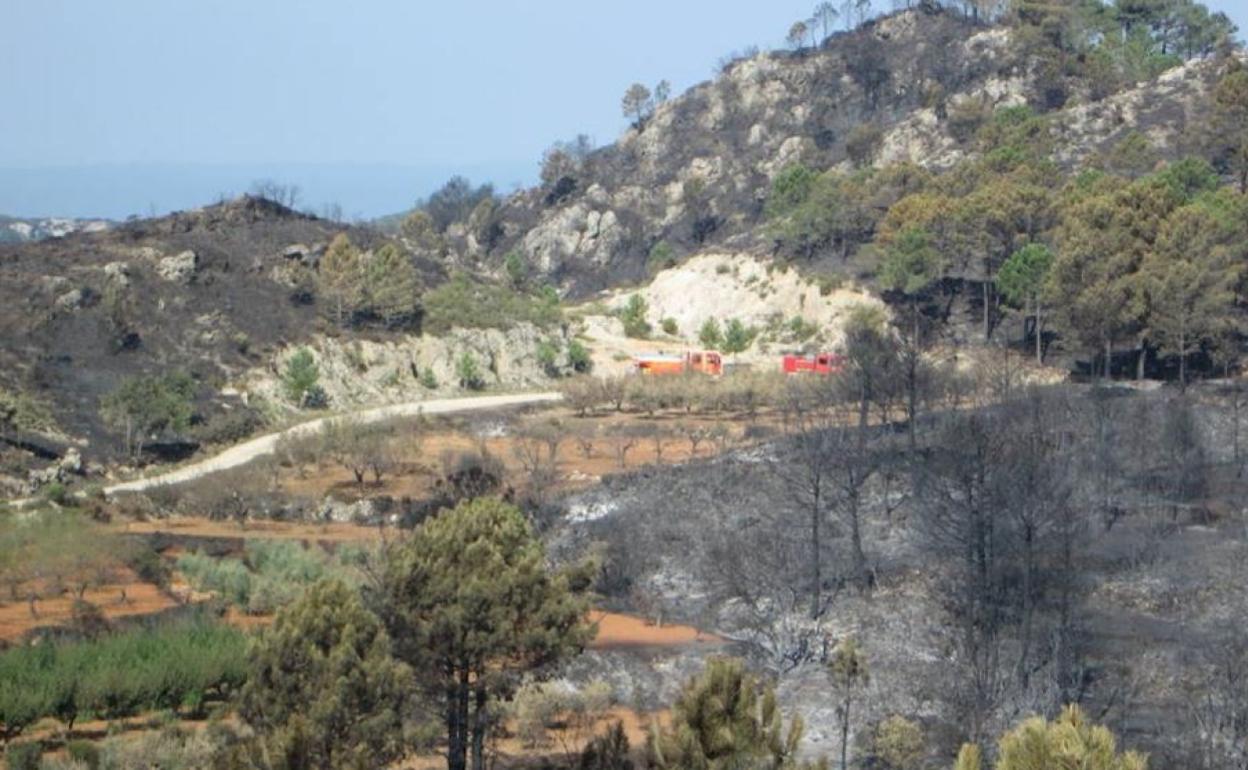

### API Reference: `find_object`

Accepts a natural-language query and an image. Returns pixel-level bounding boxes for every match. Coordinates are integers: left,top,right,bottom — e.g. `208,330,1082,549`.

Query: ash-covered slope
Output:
0,197,412,461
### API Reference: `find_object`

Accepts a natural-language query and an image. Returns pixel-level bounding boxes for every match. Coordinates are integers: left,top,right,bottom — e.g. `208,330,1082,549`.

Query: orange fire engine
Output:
634,351,724,376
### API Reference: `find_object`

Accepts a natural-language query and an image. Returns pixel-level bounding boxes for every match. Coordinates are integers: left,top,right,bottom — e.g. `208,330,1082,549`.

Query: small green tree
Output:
829,637,870,770
650,657,826,770
722,319,756,359
698,318,724,350
318,233,364,326
766,164,818,219
537,339,561,377
567,340,593,374
622,83,653,128
364,242,421,328
620,295,652,339
998,243,1054,364
954,704,1148,770
100,371,196,458
457,352,485,390
505,251,529,288
240,579,411,769
282,348,320,407
377,498,594,770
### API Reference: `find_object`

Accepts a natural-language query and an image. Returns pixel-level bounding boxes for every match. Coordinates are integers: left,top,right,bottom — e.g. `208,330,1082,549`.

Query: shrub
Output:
43,482,69,506
619,295,651,339
567,340,593,374
457,352,486,390
873,715,923,770
537,339,561,377
125,543,171,589
505,251,530,288
4,743,41,770
67,739,101,770
419,367,439,389
647,241,677,273
282,348,320,407
661,318,678,336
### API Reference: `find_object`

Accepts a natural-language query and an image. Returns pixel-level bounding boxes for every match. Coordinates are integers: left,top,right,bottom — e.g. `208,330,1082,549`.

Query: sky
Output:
2,0,1246,219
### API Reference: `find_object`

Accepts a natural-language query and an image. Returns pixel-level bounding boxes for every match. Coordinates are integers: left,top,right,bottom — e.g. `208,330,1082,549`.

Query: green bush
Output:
4,742,41,770
43,482,69,506
281,348,320,407
176,541,360,615
457,352,486,390
177,552,253,607
537,339,561,377
422,274,561,334
619,295,651,339
661,318,678,336
647,241,677,273
67,739,101,770
419,367,439,389
567,340,593,374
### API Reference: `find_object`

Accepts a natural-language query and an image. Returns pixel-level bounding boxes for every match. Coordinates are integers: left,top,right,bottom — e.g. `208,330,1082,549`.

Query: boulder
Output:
54,288,85,312
59,447,83,475
103,261,131,287
157,250,199,283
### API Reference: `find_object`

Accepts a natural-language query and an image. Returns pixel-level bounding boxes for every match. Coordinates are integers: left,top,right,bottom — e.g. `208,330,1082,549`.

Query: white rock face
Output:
157,250,199,283
240,323,560,412
521,204,624,273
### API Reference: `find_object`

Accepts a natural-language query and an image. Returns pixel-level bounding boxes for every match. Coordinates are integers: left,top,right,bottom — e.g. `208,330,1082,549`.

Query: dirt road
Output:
102,392,562,497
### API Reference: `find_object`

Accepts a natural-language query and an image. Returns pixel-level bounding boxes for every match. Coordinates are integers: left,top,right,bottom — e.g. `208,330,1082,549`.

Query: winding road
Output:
101,391,562,497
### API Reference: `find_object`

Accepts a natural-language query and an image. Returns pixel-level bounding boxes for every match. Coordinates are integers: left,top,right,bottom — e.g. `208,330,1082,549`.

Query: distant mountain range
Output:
0,214,111,243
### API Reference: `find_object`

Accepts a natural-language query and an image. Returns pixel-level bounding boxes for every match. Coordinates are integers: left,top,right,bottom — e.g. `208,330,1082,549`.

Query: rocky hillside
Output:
425,7,1232,295
0,198,419,472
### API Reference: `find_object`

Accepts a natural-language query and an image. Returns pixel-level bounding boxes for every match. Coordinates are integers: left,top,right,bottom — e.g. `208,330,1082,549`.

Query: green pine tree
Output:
650,657,828,770
239,579,411,769
378,497,595,770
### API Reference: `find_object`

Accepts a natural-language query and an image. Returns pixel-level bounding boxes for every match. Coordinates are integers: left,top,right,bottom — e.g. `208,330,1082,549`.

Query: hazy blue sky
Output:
2,1,1245,218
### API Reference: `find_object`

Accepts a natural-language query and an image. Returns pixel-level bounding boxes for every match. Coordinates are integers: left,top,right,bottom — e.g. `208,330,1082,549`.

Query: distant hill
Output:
0,214,111,243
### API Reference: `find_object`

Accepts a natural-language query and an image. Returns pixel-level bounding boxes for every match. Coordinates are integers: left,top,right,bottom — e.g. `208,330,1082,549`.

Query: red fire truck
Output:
781,352,844,375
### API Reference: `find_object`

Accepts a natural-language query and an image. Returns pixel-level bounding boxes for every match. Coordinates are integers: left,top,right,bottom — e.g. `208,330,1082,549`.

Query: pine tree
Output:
364,242,421,328
698,318,723,350
377,497,594,770
952,743,982,770
319,233,364,326
1145,196,1242,388
996,705,1147,770
829,637,870,770
650,657,827,770
998,243,1054,363
240,579,410,769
